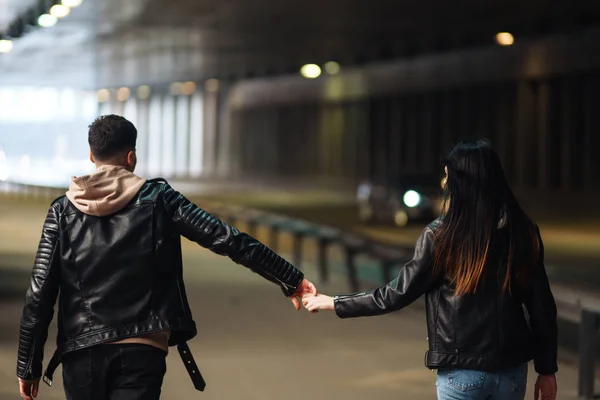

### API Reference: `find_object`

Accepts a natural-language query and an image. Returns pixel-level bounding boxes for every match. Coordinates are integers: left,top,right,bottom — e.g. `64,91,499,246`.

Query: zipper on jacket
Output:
262,270,294,293
24,339,35,378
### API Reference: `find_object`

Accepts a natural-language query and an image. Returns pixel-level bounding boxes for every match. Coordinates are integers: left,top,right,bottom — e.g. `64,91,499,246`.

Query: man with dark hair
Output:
17,114,317,399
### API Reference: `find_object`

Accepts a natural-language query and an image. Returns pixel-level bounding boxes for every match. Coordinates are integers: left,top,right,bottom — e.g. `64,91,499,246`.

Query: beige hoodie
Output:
66,165,170,352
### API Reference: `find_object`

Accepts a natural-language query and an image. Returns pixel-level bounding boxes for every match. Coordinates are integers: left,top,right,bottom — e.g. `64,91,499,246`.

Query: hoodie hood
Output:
66,165,147,217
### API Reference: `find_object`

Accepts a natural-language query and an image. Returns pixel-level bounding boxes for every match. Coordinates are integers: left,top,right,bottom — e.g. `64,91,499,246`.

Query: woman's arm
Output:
305,226,437,317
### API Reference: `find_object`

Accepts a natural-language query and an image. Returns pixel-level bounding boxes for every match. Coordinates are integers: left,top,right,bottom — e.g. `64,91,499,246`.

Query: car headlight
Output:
403,190,421,208
357,183,371,200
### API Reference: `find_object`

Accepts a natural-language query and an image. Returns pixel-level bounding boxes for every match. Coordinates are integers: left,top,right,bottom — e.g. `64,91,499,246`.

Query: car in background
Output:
356,175,445,226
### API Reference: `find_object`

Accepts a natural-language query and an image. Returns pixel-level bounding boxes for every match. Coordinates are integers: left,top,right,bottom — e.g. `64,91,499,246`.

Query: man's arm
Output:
523,228,558,376
334,226,437,318
17,202,61,380
162,183,308,298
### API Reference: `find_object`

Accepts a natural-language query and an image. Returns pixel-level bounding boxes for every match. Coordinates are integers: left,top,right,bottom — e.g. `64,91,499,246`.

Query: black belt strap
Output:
43,342,206,392
42,349,61,387
178,342,207,391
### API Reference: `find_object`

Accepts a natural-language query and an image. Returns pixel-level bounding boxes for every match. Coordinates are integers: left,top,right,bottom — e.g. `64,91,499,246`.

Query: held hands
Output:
289,279,318,310
302,293,335,312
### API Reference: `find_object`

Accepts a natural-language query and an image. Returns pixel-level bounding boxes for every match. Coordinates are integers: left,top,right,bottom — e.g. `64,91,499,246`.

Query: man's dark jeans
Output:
62,343,167,400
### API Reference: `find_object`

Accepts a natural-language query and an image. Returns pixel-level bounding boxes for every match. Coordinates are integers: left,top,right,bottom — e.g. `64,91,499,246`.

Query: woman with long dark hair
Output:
303,139,558,400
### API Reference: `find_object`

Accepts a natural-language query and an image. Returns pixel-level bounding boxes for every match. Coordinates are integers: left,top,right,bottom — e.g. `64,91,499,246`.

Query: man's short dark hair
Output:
88,115,137,160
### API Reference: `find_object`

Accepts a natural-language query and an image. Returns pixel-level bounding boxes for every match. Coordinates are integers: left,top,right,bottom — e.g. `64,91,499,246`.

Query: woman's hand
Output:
534,374,557,400
302,294,335,312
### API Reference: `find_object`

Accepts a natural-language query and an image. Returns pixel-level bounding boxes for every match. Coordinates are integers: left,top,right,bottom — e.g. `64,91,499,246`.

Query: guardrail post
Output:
578,309,599,399
345,248,360,292
316,238,330,284
293,232,304,268
269,226,279,252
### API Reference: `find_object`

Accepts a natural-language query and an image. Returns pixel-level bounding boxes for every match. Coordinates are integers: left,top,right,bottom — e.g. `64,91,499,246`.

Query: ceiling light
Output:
495,32,514,47
50,4,70,18
97,89,110,103
300,64,321,79
116,87,130,102
61,0,83,7
137,85,151,100
38,14,58,28
169,82,183,95
205,79,219,92
324,61,340,75
0,39,13,53
182,81,197,95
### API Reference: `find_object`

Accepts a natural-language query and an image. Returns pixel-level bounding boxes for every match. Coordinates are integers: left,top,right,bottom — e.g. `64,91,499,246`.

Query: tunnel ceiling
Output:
1,0,600,88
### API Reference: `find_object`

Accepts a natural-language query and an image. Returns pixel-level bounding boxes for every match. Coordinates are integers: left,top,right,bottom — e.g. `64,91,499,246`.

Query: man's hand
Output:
289,279,317,310
534,374,557,400
19,378,40,400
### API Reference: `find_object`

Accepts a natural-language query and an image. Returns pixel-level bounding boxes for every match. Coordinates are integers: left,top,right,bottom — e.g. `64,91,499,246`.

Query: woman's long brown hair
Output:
434,140,540,296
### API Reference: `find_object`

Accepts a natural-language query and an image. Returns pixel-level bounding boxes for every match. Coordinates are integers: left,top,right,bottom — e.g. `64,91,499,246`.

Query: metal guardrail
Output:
2,181,599,398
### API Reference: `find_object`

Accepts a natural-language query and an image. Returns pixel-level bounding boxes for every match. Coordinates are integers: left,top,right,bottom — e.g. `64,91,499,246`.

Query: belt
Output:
42,342,206,392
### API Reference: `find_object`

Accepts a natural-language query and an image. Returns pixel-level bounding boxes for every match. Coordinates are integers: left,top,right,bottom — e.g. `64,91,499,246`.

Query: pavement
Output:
0,199,592,399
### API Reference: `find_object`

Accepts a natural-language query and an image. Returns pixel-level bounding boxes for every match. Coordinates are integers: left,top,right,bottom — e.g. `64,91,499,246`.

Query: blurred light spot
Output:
495,32,514,47
62,0,83,7
169,82,183,95
50,4,70,18
137,85,151,100
116,87,130,102
205,78,219,92
97,89,110,103
182,81,197,95
38,14,58,28
300,64,321,79
403,190,421,208
324,61,340,75
0,39,13,53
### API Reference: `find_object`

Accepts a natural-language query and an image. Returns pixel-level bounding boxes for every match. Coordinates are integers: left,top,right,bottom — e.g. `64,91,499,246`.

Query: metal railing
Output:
2,181,599,399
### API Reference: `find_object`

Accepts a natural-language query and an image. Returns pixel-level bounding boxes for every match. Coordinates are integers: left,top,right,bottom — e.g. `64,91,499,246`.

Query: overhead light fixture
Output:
50,4,71,18
0,39,13,54
61,0,83,7
137,85,151,100
300,64,321,79
205,78,219,92
169,82,183,95
97,89,110,103
38,14,58,28
324,61,340,75
495,32,514,47
116,87,131,102
182,81,197,95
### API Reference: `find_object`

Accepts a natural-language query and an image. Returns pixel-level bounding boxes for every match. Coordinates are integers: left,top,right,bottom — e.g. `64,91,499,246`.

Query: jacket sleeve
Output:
334,226,437,318
162,183,304,297
17,202,61,380
523,228,558,375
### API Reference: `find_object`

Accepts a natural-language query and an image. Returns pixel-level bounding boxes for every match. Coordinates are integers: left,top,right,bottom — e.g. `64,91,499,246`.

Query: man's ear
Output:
89,151,95,164
127,150,137,168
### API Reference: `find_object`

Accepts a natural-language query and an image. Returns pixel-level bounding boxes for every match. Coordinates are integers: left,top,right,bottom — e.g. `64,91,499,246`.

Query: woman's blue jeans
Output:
436,364,528,400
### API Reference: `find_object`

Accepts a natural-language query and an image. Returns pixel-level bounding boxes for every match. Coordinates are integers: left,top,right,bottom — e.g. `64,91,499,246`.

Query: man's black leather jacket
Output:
17,179,304,380
334,221,558,375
